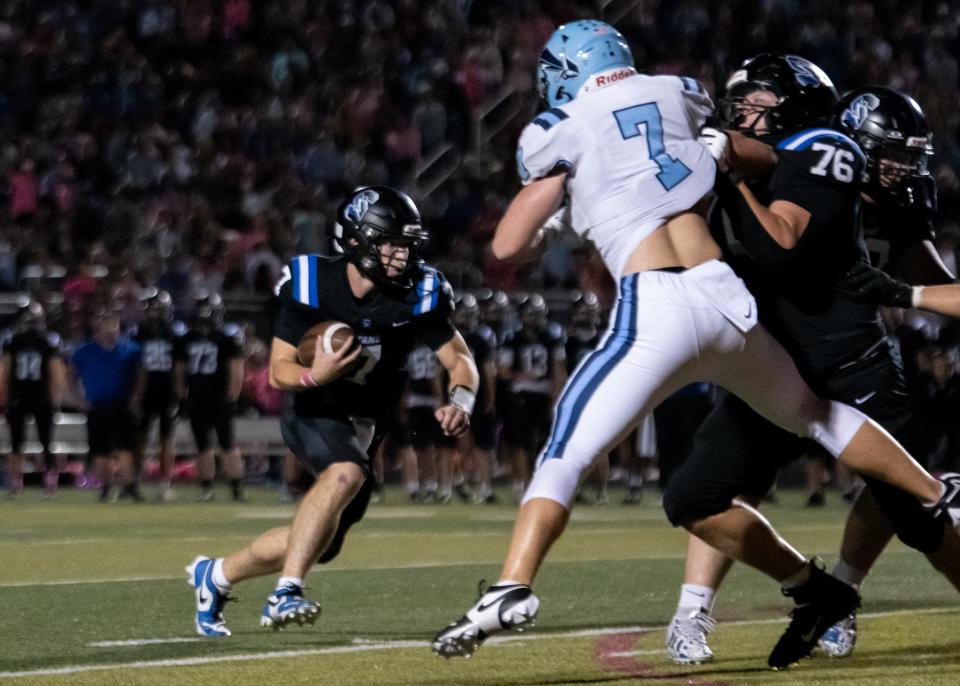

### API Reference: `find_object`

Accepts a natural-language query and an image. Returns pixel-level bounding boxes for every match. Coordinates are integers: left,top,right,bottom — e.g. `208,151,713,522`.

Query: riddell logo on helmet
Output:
594,68,634,87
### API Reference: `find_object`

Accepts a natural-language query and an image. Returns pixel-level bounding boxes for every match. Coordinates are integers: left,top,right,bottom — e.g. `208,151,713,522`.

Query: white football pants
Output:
525,259,869,508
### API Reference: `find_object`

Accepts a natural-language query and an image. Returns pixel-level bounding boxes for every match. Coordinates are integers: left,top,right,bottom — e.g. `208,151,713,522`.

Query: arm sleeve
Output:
516,115,574,186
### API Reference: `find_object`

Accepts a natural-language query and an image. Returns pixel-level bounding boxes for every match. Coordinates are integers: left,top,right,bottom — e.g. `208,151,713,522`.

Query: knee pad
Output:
806,400,866,458
662,478,731,527
893,518,944,555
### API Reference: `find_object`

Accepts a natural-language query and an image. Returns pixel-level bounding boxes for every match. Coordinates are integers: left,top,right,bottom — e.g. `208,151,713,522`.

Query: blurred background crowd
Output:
2,0,960,501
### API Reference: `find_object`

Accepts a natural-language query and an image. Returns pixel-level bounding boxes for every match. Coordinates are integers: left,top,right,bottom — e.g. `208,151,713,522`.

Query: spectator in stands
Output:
71,313,142,502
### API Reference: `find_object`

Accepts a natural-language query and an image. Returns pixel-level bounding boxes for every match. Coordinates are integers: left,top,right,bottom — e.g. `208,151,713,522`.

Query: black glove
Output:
844,261,913,308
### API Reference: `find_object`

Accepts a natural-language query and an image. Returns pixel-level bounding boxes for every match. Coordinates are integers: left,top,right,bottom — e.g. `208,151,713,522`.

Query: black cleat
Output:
768,560,860,670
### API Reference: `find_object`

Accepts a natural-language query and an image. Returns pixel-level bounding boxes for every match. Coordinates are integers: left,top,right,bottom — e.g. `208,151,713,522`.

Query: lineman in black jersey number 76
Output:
186,186,479,638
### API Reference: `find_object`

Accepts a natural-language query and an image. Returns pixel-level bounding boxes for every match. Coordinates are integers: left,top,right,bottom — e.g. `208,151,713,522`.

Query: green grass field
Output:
1,485,957,685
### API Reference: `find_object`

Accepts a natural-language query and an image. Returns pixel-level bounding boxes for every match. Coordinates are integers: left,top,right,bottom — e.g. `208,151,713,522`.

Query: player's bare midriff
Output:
621,199,721,275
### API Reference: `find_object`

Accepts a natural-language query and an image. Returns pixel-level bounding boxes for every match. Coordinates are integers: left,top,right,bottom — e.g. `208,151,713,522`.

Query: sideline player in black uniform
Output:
662,57,960,668
442,292,499,503
186,186,479,637
175,293,245,502
812,86,960,657
1,303,66,498
397,341,444,502
499,293,566,501
134,289,184,501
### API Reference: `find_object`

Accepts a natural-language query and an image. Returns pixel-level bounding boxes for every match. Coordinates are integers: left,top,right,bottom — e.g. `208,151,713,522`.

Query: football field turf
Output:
1,486,957,685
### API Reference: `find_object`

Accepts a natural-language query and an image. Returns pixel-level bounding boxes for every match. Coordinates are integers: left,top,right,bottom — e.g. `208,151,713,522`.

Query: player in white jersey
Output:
432,19,960,663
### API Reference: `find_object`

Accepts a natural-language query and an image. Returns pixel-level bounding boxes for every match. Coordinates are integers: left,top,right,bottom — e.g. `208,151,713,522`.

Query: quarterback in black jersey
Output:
663,58,960,667
134,289,184,501
186,186,479,637
1,303,66,497
175,293,245,502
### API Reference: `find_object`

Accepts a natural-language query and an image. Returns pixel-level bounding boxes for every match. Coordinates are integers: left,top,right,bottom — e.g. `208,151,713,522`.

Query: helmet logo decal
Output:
345,189,380,224
785,55,821,87
841,93,881,130
540,48,580,82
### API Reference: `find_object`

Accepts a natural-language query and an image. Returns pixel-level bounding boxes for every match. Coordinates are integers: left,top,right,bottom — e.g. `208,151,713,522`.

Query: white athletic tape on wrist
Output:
911,286,924,309
449,385,476,415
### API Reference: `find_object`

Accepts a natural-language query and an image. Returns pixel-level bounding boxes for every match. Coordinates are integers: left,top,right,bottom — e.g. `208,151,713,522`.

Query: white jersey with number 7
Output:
517,73,717,278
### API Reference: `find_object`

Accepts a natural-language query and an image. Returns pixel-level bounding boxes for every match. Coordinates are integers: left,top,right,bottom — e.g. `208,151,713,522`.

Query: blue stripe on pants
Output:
541,273,639,463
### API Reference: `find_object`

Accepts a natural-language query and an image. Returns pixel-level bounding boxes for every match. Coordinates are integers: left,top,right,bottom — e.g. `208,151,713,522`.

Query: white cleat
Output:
819,613,857,657
432,583,540,658
666,609,716,664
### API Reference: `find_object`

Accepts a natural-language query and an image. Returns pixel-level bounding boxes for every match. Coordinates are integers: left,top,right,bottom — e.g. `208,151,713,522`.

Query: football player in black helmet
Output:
663,63,960,667
175,291,245,503
134,288,185,501
796,87,960,658
499,293,566,502
185,185,478,637
718,53,838,137
332,186,430,290
834,86,960,317
1,302,66,498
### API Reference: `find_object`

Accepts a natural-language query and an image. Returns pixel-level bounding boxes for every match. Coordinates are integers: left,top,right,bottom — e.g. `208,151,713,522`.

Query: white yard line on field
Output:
0,607,953,679
88,638,203,648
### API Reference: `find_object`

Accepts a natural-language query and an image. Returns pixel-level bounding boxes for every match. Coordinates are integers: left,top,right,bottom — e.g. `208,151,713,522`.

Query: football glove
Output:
698,126,729,173
844,261,913,308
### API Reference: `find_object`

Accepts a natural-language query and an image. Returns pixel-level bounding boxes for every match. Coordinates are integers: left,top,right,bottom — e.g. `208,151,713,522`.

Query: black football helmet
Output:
142,287,174,324
333,186,429,289
17,301,45,332
719,54,838,136
570,290,601,330
452,292,480,332
194,291,224,331
834,86,935,207
517,292,549,331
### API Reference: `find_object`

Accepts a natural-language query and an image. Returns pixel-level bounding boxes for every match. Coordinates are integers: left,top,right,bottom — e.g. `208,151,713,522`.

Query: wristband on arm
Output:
449,385,476,415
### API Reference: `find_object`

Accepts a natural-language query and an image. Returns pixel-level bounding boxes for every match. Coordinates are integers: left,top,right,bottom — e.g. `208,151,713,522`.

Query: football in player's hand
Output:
297,321,358,367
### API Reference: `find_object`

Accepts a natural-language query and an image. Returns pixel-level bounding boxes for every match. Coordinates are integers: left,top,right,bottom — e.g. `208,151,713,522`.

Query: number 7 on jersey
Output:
614,103,692,191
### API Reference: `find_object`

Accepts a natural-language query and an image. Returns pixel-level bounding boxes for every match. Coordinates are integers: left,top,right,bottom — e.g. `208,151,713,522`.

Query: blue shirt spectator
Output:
72,317,141,408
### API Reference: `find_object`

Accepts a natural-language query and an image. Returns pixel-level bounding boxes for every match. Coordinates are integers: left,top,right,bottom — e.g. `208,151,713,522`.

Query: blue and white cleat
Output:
819,613,857,657
260,583,321,630
186,556,232,638
666,609,716,664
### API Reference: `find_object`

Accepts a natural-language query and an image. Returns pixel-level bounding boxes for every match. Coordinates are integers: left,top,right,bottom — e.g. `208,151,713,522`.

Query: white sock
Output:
276,575,303,590
424,480,438,493
781,562,812,590
832,558,868,590
676,583,715,616
405,481,419,495
211,558,232,591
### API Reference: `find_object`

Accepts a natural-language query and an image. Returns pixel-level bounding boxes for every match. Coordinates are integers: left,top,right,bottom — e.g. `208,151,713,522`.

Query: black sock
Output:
201,479,213,491
230,479,242,497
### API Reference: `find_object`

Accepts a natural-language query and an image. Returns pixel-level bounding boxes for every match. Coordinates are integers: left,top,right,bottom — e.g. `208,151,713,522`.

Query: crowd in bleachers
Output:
2,1,960,499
